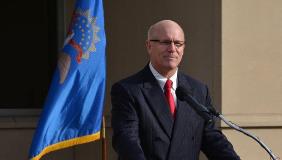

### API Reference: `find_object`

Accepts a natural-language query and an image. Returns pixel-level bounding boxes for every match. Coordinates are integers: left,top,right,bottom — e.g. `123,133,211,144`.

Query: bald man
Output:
111,20,240,160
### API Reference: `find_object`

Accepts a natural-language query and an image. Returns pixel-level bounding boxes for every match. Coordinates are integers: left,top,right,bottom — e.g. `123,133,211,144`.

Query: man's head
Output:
146,20,185,78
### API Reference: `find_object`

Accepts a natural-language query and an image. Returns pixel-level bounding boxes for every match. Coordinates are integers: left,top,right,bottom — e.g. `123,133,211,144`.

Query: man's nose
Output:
167,42,176,52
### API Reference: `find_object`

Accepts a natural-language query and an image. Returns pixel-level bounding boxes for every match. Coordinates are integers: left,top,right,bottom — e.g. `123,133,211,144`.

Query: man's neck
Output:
149,63,178,78
160,69,177,78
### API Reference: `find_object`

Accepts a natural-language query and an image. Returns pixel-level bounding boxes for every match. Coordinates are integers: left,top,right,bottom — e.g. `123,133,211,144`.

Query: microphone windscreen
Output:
176,86,189,101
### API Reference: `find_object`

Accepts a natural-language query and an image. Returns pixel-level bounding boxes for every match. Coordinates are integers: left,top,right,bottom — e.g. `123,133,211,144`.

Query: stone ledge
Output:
220,113,282,128
0,116,39,129
0,111,112,129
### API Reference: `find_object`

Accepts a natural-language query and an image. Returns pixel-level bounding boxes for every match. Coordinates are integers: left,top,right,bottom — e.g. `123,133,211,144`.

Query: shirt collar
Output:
149,62,178,91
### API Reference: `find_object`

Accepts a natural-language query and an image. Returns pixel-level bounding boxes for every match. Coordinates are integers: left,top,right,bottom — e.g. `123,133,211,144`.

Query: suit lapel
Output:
140,66,174,138
167,72,201,159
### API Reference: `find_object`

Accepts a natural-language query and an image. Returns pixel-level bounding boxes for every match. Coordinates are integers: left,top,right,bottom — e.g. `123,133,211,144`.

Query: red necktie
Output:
164,79,176,118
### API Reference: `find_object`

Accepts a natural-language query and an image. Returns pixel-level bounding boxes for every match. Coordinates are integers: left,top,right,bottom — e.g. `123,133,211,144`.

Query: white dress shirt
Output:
149,63,178,106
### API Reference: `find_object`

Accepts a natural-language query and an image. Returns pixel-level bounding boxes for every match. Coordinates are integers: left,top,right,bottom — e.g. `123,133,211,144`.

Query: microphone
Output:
176,86,216,123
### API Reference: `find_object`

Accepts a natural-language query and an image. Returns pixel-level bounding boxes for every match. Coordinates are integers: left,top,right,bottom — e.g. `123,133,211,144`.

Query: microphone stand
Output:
212,111,279,160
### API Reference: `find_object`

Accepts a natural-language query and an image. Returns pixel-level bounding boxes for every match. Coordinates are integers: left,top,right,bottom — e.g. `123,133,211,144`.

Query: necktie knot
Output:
164,79,173,90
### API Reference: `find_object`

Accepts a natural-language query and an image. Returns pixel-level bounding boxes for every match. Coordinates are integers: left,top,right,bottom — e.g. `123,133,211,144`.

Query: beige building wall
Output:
222,0,282,159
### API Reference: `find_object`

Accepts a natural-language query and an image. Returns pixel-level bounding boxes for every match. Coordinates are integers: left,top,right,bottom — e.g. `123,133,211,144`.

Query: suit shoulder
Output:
111,69,144,90
180,73,207,88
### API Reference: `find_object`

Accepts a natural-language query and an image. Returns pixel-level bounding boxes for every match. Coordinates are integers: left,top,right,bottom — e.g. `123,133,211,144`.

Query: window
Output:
0,0,59,109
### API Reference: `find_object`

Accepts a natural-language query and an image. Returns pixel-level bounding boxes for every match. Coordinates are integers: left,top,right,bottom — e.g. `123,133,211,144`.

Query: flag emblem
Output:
59,8,101,84
64,8,100,63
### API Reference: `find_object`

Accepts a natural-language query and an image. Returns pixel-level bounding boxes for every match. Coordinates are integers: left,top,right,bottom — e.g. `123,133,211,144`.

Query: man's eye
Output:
161,41,171,45
174,43,181,46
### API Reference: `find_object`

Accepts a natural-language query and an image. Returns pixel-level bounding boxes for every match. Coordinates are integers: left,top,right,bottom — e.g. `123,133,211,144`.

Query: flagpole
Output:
102,116,107,160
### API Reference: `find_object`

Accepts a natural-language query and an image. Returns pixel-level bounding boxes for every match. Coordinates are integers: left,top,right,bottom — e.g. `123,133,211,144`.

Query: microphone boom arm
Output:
215,113,279,160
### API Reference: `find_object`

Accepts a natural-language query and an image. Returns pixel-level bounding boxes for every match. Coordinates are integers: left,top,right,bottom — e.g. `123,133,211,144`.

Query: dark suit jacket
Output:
111,65,240,160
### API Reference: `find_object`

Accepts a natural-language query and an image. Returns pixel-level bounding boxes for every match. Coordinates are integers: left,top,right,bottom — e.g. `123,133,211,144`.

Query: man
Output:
111,20,240,160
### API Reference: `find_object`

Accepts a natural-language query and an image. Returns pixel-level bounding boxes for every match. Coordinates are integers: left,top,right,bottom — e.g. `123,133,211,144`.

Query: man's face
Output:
146,23,185,75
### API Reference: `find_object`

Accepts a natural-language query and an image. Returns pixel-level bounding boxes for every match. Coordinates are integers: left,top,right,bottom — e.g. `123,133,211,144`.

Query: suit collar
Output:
149,62,178,91
143,65,192,92
177,71,193,94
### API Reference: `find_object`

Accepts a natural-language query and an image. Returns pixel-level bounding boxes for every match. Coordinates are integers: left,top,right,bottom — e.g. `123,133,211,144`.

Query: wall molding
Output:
220,113,282,127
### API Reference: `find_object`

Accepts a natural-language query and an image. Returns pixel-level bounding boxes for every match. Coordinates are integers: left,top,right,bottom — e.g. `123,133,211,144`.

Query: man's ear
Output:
145,40,150,48
145,40,151,54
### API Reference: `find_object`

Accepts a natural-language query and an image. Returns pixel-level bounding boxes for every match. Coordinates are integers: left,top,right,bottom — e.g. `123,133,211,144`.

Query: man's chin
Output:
164,64,178,71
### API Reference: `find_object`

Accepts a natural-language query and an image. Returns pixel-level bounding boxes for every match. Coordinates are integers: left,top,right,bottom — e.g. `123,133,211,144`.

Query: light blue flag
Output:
29,0,106,159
